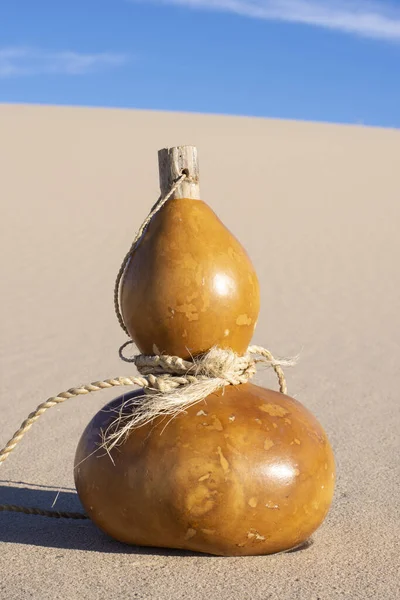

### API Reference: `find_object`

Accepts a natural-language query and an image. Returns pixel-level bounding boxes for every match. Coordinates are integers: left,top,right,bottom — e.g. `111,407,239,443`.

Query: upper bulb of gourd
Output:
120,197,260,359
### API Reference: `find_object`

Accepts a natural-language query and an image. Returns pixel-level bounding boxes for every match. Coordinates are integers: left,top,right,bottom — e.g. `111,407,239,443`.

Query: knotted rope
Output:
0,172,294,519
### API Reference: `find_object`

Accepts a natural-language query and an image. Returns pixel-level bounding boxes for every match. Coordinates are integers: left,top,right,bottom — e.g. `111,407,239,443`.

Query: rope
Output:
1,172,293,520
0,346,291,519
0,505,89,519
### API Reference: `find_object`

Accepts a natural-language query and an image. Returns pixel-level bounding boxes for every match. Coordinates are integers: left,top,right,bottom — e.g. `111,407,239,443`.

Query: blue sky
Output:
1,0,400,127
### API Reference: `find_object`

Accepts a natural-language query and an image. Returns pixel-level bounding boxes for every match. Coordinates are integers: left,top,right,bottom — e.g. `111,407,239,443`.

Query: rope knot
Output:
125,344,258,391
192,346,256,384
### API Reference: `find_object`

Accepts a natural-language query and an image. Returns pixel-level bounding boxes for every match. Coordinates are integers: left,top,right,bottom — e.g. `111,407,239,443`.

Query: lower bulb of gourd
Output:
74,383,335,556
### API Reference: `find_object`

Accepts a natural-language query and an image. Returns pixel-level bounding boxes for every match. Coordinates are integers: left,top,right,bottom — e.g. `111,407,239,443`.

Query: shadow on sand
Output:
0,482,313,556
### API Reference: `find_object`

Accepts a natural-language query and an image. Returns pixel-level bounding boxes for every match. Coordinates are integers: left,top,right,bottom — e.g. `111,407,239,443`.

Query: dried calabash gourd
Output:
74,147,335,556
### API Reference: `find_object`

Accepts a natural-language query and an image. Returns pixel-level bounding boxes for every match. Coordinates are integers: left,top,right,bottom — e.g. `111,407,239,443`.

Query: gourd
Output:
74,146,335,556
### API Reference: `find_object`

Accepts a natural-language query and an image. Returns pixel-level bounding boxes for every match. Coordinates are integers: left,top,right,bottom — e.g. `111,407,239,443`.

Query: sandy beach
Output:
0,103,399,599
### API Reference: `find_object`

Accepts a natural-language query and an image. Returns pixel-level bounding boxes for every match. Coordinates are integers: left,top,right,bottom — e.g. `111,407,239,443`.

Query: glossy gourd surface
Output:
74,383,335,556
120,199,260,359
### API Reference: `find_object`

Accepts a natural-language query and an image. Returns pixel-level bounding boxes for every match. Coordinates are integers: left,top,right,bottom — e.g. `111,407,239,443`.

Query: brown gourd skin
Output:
74,383,335,556
120,199,260,359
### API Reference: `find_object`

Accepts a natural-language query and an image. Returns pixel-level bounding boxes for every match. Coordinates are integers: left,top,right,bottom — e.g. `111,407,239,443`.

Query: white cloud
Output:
135,0,400,41
0,47,129,78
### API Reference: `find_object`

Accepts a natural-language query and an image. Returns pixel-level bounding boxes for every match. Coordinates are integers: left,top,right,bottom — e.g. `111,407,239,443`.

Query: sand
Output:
0,103,399,599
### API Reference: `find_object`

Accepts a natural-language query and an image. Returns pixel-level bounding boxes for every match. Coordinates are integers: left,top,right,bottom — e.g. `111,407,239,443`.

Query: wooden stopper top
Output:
158,145,200,200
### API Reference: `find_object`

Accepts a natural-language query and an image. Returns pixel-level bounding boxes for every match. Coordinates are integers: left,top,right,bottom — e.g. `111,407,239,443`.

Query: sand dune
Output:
0,104,399,599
